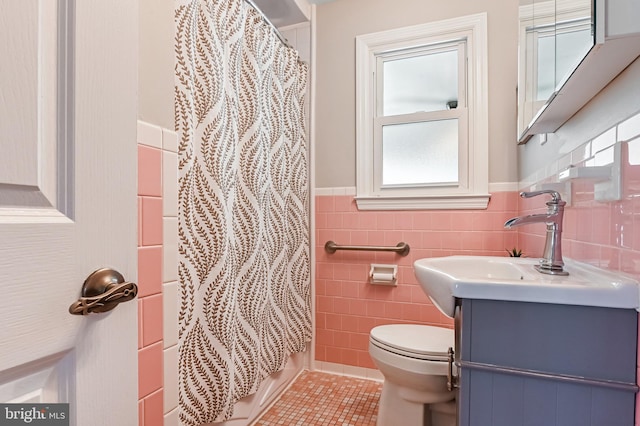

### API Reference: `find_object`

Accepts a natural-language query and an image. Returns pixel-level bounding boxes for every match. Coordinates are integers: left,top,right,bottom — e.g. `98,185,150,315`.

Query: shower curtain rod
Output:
244,0,292,48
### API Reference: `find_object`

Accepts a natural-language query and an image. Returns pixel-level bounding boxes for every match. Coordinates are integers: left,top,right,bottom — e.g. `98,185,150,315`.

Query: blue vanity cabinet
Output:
456,299,638,426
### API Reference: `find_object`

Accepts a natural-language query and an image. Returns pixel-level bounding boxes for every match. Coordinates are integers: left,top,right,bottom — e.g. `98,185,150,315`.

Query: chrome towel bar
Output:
458,360,639,393
324,241,410,257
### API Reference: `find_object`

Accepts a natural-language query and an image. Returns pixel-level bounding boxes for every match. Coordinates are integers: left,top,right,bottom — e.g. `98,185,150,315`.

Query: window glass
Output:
536,33,556,100
536,19,592,101
381,119,458,186
555,26,592,86
382,49,459,116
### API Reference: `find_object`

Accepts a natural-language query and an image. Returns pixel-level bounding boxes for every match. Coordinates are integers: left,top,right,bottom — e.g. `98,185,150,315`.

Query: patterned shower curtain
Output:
175,0,311,424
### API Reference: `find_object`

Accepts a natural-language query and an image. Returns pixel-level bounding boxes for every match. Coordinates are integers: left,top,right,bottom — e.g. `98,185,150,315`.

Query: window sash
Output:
372,39,468,194
373,108,469,195
375,41,467,117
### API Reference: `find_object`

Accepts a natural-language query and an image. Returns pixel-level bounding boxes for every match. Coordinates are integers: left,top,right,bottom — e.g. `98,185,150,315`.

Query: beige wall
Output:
139,0,175,130
139,0,522,185
314,0,519,188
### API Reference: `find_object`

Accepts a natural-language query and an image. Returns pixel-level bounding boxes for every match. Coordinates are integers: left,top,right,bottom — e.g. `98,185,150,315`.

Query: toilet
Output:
369,324,457,426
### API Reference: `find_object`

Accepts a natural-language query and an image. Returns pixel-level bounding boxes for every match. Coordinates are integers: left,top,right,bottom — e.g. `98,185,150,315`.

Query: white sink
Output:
413,255,640,318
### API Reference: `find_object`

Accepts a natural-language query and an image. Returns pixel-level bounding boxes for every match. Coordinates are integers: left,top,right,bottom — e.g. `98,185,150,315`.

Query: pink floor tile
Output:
255,371,381,426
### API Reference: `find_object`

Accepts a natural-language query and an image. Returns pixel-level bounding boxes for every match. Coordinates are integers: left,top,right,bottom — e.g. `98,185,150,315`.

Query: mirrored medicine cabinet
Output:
517,0,640,144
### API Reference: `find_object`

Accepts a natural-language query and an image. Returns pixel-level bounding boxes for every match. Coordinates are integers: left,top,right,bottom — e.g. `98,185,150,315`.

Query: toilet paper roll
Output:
371,272,395,282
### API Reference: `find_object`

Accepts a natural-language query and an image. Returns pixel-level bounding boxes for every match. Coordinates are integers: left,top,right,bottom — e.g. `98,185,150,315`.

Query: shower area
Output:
174,0,314,424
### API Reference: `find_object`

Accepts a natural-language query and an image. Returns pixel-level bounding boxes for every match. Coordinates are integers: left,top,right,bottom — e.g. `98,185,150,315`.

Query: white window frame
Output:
355,13,489,210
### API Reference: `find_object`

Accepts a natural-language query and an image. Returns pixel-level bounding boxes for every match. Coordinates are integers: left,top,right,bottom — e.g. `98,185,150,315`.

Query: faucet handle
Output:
520,190,562,203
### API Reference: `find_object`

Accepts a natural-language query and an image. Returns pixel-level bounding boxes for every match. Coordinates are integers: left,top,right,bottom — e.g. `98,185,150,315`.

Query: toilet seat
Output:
370,324,453,362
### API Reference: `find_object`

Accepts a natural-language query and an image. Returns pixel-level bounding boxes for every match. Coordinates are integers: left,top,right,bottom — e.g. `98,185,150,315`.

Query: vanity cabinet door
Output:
457,299,638,426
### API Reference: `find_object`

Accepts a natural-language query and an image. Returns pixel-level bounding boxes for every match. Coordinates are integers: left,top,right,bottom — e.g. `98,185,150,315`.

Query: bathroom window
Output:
355,14,489,210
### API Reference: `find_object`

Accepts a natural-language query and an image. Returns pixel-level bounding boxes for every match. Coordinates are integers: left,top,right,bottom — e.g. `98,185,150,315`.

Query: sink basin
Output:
413,256,640,318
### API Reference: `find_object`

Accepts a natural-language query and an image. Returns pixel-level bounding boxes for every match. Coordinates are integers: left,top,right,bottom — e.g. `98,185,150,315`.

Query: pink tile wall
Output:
315,192,519,368
518,137,640,276
138,143,164,425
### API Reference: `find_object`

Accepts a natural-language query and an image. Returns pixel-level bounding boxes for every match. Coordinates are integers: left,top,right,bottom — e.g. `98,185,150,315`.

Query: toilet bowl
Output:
369,324,456,426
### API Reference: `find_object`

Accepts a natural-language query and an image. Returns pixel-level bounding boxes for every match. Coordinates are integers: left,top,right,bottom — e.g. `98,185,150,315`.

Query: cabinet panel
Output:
458,299,638,426
523,379,558,425
589,386,637,425
461,369,635,426
461,299,637,382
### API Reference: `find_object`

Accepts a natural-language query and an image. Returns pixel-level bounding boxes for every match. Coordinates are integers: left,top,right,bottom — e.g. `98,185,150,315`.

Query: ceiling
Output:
252,0,337,27
253,0,307,27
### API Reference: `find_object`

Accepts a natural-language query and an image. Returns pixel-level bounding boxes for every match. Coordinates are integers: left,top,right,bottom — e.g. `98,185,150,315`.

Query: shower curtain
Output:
175,0,311,424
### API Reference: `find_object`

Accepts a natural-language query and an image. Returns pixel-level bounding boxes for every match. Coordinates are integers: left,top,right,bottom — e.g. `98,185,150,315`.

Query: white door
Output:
0,0,138,425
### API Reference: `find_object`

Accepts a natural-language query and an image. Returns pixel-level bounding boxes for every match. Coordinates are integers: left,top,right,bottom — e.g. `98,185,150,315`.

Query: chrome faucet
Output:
504,190,569,276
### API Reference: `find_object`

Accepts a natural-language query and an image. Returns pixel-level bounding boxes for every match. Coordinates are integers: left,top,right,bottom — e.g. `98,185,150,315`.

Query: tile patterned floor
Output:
254,370,382,426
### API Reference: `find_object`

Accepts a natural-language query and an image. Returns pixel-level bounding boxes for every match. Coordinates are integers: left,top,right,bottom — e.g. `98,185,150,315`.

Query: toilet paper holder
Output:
369,264,398,286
